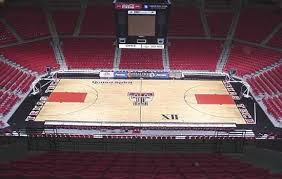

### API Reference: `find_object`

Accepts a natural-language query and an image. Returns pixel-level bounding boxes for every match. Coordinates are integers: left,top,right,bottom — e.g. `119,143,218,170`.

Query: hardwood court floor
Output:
35,79,246,124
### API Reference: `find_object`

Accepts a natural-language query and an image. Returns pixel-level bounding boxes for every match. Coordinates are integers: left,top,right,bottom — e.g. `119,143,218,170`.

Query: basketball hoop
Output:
226,69,237,81
240,84,252,99
226,69,251,99
229,69,236,77
226,80,251,99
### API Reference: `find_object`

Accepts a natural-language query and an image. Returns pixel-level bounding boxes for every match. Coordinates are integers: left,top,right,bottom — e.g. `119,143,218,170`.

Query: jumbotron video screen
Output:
128,15,156,36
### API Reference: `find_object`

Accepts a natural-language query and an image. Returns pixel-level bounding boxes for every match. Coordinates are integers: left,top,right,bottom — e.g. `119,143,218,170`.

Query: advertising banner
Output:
128,72,169,79
115,3,142,10
114,71,128,78
112,71,169,79
100,71,114,78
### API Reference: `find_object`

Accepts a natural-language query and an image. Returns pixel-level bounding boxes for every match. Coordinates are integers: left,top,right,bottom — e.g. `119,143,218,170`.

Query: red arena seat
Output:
0,61,36,94
0,40,59,73
2,6,50,39
224,43,282,76
61,38,115,69
268,29,282,49
168,39,222,71
235,7,282,43
119,49,163,70
0,152,277,179
0,91,19,116
52,10,80,35
80,5,115,35
262,95,282,122
206,11,233,37
169,6,204,36
0,21,16,45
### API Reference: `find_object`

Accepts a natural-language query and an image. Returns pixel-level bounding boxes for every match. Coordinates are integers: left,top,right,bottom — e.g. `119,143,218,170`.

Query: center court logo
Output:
128,92,154,106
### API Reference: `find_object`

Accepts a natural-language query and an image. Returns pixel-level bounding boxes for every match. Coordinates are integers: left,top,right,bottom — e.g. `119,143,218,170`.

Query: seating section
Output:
235,7,282,43
2,6,50,39
52,10,79,35
120,49,163,69
168,40,222,71
246,65,282,122
246,65,282,96
0,21,16,45
1,151,281,179
80,5,115,35
0,40,59,73
169,7,204,36
224,43,282,76
0,91,19,116
61,38,114,69
268,29,282,49
262,95,282,122
0,61,36,93
206,11,233,37
0,61,36,116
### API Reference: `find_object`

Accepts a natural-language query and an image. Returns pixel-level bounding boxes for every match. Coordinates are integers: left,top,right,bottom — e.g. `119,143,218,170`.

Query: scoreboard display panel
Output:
128,14,156,36
114,0,171,49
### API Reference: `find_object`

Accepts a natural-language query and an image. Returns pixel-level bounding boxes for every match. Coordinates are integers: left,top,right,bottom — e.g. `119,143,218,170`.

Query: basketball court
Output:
34,79,247,127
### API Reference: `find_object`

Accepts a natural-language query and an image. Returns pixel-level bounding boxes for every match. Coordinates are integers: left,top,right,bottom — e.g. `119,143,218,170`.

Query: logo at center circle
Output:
128,92,154,106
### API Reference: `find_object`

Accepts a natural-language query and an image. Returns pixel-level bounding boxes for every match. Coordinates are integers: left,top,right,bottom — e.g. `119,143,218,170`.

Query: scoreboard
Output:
113,0,171,49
